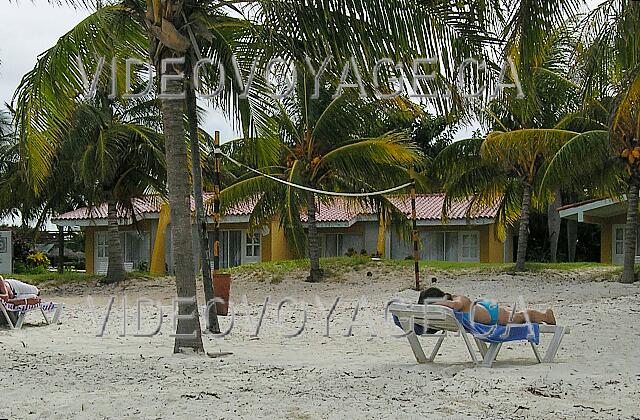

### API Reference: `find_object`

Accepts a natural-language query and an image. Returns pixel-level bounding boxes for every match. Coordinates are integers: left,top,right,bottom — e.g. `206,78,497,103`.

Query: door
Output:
612,225,625,265
95,231,108,274
459,231,480,262
244,231,261,264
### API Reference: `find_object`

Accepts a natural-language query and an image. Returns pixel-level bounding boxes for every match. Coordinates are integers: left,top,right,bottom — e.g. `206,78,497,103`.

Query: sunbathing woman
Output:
418,287,556,326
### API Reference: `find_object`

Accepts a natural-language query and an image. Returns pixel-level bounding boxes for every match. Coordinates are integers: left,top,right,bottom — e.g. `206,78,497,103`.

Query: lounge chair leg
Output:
475,339,488,358
52,304,63,325
1,306,16,330
460,330,479,365
543,326,566,363
481,343,502,368
530,342,542,363
14,313,25,330
398,319,429,364
428,333,446,362
41,307,50,325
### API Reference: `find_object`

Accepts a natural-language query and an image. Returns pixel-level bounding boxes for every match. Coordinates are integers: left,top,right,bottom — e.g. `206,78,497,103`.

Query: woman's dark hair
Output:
418,287,452,304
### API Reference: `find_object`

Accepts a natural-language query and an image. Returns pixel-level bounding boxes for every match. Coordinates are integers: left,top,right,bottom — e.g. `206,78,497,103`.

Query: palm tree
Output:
543,1,640,282
577,0,640,283
16,0,505,352
220,83,422,281
66,94,166,283
436,19,591,271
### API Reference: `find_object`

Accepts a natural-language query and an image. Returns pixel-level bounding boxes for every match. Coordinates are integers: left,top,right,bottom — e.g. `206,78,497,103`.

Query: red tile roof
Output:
53,194,499,224
53,196,165,221
301,194,498,223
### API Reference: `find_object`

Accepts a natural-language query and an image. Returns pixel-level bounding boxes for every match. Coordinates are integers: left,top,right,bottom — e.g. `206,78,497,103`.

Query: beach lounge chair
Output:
388,303,570,368
0,297,63,330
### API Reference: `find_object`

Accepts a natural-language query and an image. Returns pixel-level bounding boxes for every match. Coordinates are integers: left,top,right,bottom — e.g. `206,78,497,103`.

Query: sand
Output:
1,265,640,419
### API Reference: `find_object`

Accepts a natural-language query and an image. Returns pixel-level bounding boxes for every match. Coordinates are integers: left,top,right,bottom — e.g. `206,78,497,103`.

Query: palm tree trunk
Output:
621,183,639,283
161,76,205,353
515,182,533,271
306,191,322,282
547,190,562,263
105,199,126,283
186,82,219,334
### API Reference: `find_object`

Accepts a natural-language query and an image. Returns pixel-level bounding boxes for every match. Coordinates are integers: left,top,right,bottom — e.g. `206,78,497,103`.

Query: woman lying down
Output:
419,287,556,326
0,275,41,305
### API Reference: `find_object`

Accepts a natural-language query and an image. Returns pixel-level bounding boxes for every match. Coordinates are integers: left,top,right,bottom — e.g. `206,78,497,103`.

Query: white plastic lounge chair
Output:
388,303,570,368
0,298,63,330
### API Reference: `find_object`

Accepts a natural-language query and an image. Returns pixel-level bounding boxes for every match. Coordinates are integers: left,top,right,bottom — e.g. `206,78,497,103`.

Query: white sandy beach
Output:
2,265,640,419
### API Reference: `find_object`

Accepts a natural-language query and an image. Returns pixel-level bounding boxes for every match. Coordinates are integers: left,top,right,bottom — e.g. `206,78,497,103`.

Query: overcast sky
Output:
0,1,602,139
0,2,239,141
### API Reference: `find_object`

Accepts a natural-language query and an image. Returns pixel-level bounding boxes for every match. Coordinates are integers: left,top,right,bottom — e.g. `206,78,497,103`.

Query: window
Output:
96,232,107,258
615,227,624,255
123,232,143,264
324,234,344,257
246,232,261,257
115,231,150,267
461,232,479,260
422,232,461,262
209,231,242,268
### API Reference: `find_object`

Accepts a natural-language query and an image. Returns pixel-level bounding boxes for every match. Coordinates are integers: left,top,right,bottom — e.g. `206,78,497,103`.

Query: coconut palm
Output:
64,94,166,283
436,19,592,271
542,1,640,282
16,0,507,352
220,81,422,282
585,0,640,283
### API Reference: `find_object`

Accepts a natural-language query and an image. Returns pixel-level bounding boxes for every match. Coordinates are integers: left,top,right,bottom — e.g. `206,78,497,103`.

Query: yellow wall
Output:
266,221,295,261
83,218,507,271
150,204,170,275
85,226,95,274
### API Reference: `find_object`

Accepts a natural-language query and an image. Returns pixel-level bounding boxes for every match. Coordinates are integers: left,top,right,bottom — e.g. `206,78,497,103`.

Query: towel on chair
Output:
453,311,540,345
392,312,540,344
2,300,57,314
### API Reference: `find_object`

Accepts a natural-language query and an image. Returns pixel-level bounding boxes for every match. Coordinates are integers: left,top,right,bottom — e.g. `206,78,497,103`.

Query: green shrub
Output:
26,251,50,269
135,260,149,272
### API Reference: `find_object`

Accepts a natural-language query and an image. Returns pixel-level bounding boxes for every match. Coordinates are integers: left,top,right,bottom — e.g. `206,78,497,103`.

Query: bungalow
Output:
559,197,636,265
52,194,512,275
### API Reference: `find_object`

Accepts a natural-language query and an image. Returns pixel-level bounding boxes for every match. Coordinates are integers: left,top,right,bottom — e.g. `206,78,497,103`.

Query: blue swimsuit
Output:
476,300,499,325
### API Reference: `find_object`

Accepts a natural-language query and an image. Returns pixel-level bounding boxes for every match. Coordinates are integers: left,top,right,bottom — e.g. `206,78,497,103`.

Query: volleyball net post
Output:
410,179,420,291
213,131,222,275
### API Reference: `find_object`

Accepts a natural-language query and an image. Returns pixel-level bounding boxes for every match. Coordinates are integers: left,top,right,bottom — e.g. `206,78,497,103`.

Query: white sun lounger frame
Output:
388,303,569,368
0,301,63,330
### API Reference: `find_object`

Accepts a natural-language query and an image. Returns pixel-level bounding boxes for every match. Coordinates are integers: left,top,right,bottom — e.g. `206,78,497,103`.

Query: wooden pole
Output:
411,181,420,291
213,131,221,275
57,225,65,274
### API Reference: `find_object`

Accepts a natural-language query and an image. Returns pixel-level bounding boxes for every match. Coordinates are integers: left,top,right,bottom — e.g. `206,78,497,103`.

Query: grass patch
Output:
9,270,165,287
10,271,99,286
126,271,165,280
226,256,374,276
523,262,610,271
224,257,610,277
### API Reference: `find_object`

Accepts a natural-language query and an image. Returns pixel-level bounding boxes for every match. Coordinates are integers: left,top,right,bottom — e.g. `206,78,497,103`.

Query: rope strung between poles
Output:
220,151,414,197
